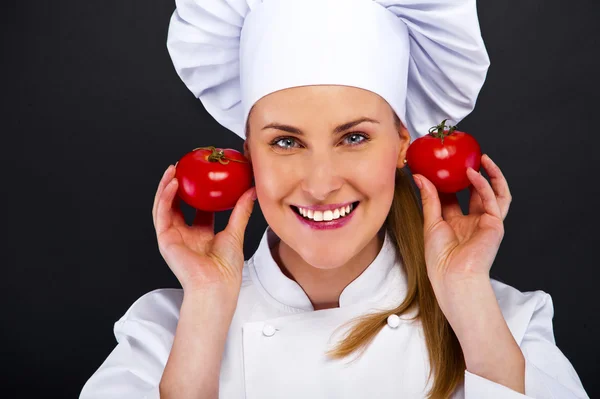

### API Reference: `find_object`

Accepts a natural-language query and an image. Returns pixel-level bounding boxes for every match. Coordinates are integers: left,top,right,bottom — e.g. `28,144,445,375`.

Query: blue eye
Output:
343,133,368,146
269,132,370,151
272,137,300,150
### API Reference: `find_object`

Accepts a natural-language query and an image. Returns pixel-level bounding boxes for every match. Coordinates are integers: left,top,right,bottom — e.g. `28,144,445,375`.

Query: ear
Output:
396,121,411,169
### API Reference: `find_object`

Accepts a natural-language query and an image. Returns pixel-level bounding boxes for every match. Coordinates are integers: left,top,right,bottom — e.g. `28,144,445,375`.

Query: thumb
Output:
413,174,442,234
224,186,257,250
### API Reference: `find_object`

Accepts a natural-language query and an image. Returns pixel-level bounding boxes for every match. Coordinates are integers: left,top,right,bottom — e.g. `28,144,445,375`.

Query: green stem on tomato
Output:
427,119,457,145
193,146,249,165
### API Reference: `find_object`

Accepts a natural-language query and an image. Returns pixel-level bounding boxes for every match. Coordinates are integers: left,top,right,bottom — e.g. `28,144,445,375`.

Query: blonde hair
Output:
246,111,466,399
324,113,466,398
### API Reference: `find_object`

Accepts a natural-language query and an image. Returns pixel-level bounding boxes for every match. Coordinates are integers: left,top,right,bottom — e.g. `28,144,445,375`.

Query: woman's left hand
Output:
412,153,512,293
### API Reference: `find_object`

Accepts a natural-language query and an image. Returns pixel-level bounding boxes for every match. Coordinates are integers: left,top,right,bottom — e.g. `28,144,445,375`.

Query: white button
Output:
387,314,400,328
262,324,276,337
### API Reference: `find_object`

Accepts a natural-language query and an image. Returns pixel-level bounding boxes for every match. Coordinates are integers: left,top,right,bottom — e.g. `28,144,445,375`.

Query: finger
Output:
481,154,512,220
155,177,179,236
468,183,484,214
152,165,174,223
223,186,257,250
413,174,443,234
170,187,186,227
466,167,502,220
439,192,463,220
153,165,175,224
192,209,215,235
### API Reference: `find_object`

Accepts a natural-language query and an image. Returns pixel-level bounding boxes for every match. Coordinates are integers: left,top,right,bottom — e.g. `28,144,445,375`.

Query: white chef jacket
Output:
80,226,589,398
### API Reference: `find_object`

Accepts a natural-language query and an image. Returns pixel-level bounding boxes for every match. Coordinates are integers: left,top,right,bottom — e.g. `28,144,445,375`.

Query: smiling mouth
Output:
290,201,360,221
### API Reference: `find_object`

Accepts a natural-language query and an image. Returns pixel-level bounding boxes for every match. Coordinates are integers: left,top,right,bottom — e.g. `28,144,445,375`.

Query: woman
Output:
80,0,588,398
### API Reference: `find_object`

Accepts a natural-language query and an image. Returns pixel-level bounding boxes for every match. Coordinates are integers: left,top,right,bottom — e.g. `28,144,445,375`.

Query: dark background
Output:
1,0,598,397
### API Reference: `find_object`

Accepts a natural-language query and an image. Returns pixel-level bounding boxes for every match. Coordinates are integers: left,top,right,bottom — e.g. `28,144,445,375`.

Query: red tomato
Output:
406,119,481,194
175,146,253,212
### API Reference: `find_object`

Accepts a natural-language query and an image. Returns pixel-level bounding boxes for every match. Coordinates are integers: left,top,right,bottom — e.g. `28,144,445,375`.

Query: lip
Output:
290,201,356,212
291,202,359,230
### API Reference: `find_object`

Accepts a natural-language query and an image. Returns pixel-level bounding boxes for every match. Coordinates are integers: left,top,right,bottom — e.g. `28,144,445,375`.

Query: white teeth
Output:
296,203,356,221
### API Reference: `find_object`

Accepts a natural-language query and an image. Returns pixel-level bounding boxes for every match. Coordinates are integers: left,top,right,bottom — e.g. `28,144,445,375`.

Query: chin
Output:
295,246,353,270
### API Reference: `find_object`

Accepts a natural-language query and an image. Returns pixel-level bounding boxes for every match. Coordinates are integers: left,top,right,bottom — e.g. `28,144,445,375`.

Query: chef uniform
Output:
80,227,588,398
80,0,589,397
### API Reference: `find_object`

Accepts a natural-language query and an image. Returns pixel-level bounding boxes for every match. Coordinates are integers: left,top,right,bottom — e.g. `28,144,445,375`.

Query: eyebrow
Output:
261,117,380,135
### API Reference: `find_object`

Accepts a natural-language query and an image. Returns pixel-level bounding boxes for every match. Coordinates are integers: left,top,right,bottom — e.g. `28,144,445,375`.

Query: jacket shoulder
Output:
115,288,184,337
79,289,183,398
490,278,554,345
116,264,258,333
114,262,258,338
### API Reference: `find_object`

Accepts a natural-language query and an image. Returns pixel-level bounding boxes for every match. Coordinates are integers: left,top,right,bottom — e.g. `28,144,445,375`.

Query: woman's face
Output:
244,85,410,269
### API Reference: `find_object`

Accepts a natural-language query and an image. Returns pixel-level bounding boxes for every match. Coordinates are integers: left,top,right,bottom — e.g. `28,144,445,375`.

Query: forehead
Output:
250,85,390,122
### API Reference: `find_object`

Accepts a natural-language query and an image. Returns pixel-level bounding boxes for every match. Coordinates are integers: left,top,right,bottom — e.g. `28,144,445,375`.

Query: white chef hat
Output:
166,0,490,142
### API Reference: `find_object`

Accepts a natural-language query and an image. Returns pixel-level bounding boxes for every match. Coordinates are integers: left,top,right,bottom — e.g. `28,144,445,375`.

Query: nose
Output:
300,152,343,201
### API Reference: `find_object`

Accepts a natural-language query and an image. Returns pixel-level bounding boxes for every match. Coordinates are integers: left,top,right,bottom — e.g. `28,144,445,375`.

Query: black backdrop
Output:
1,0,598,397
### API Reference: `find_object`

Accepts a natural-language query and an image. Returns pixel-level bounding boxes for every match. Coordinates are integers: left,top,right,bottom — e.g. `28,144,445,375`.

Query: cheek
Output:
351,150,398,198
251,156,295,203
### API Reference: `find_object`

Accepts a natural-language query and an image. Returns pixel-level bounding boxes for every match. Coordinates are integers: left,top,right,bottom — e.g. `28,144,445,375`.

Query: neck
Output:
272,229,385,310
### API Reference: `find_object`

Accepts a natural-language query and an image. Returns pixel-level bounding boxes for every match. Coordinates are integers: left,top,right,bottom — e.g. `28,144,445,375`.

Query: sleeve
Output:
463,292,589,398
79,288,184,399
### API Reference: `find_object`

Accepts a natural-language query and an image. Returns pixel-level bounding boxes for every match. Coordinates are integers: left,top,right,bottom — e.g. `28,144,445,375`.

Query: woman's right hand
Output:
152,164,257,296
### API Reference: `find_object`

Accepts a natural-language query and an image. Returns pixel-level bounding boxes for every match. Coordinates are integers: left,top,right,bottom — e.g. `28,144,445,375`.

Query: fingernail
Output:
251,187,258,200
414,176,423,189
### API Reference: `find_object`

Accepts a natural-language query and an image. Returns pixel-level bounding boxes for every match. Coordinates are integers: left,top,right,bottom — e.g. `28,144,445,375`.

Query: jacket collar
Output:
248,225,403,312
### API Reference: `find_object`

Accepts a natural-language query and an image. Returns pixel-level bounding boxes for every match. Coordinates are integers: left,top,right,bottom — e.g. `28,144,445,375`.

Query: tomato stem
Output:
193,146,249,165
427,119,457,145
